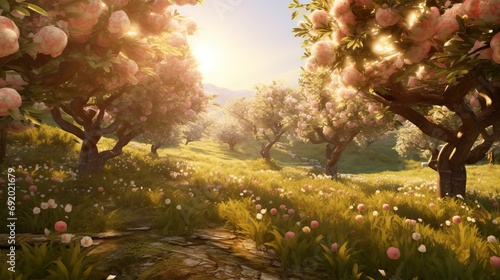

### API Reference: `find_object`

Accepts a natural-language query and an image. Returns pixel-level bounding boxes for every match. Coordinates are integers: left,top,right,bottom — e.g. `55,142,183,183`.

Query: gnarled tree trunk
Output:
151,143,162,156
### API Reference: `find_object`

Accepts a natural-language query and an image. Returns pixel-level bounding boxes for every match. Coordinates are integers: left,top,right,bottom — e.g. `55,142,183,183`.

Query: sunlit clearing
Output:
192,44,219,75
372,35,396,55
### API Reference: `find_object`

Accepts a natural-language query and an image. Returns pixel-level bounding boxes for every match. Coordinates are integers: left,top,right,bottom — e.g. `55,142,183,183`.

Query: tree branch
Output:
51,107,85,140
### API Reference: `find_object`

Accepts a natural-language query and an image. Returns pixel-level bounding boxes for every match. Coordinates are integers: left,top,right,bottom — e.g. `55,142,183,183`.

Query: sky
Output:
177,0,306,91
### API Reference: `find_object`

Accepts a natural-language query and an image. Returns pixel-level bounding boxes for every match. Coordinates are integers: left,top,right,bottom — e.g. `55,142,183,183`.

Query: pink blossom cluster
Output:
0,87,22,116
0,16,20,58
64,0,105,42
33,25,68,57
107,10,131,34
0,72,27,90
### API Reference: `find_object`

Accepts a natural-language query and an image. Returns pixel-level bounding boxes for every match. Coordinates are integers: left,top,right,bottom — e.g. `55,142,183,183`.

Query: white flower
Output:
256,213,263,220
164,198,171,205
33,207,41,215
260,209,267,214
412,232,421,241
176,205,182,210
487,235,497,243
372,211,379,216
418,244,427,253
493,220,499,225
40,202,49,209
393,206,398,211
44,228,50,236
64,204,72,213
47,198,56,208
60,234,74,244
445,220,451,226
80,236,93,248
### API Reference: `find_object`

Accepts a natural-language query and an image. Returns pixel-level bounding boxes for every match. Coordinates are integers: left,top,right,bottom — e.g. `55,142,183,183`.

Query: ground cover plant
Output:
1,125,500,279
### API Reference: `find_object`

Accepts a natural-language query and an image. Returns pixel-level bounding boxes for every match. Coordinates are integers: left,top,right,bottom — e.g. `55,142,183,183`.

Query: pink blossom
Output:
270,208,278,215
0,87,22,111
80,236,93,248
0,16,20,58
153,0,172,12
403,41,431,64
311,40,336,66
382,204,390,211
0,73,27,90
375,7,400,28
255,204,262,211
108,10,131,34
33,26,68,58
54,220,68,233
341,66,364,87
491,256,500,268
331,242,339,253
182,17,197,35
145,12,171,33
332,0,352,17
97,186,104,193
311,220,319,229
355,214,363,221
462,0,500,24
23,194,30,201
29,185,37,192
357,204,366,211
452,215,462,224
279,204,286,210
491,32,500,64
61,233,73,244
287,208,295,215
386,247,401,260
285,231,295,240
310,10,330,29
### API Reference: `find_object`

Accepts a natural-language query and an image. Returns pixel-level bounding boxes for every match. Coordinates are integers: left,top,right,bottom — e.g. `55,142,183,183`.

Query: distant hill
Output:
203,83,254,106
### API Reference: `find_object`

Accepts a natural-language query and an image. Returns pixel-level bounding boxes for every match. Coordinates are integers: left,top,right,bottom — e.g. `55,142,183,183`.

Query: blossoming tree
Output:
227,82,301,162
295,70,394,177
0,0,206,173
291,0,500,197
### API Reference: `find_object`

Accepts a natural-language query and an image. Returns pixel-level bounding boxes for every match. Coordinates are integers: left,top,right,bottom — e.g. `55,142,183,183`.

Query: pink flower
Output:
80,236,93,248
403,41,431,64
341,66,364,87
311,40,336,66
255,204,262,211
355,214,363,221
97,186,104,193
60,233,73,244
287,209,295,215
0,16,20,58
282,214,289,220
270,208,278,215
357,204,366,211
375,7,400,28
382,204,390,211
491,32,500,64
310,220,319,229
452,215,462,224
331,242,338,253
310,10,330,29
491,256,500,268
0,87,22,115
279,204,286,210
302,226,311,234
33,26,68,57
285,231,295,240
23,194,30,201
29,185,37,192
54,221,68,233
332,0,351,17
145,12,172,33
386,247,401,260
108,10,131,34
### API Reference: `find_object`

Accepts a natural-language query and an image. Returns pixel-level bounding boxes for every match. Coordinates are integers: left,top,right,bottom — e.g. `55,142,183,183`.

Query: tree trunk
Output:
228,142,236,151
260,143,272,162
151,144,161,156
436,144,467,198
325,144,338,178
0,128,6,165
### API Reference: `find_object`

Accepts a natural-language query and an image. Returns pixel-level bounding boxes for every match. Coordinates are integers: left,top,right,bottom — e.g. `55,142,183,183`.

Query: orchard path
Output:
2,226,319,280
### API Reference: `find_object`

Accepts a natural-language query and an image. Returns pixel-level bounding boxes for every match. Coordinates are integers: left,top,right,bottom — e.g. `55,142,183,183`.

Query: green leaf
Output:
21,2,48,16
13,7,30,16
0,0,10,12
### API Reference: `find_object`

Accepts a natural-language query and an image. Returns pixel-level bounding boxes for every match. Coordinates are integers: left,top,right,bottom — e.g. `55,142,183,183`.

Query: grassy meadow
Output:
1,125,500,279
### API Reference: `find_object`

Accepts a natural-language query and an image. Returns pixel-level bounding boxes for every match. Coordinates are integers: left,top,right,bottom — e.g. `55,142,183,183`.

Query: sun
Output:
192,43,219,75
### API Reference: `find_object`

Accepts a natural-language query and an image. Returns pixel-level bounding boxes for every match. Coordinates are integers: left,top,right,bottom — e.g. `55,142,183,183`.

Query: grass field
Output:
2,125,500,279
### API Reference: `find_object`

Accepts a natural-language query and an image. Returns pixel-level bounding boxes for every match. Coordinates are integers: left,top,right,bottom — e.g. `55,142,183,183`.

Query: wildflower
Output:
406,219,417,226
80,236,93,248
64,204,73,213
54,221,68,232
176,205,182,210
331,242,338,253
285,231,295,240
372,211,379,216
418,244,426,253
393,206,398,211
282,214,289,220
287,209,295,215
355,215,363,221
29,185,37,192
165,198,171,205
386,247,401,260
40,202,49,210
302,226,311,234
60,233,73,244
47,199,57,208
255,204,262,211
452,215,462,224
494,220,499,225
32,207,41,215
279,204,286,210
98,187,104,193
487,235,497,243
445,220,451,226
382,204,390,211
310,220,319,229
270,208,278,215
412,232,421,241
260,209,267,214
23,194,30,201
44,228,50,236
256,213,263,220
357,204,366,211
429,202,435,208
